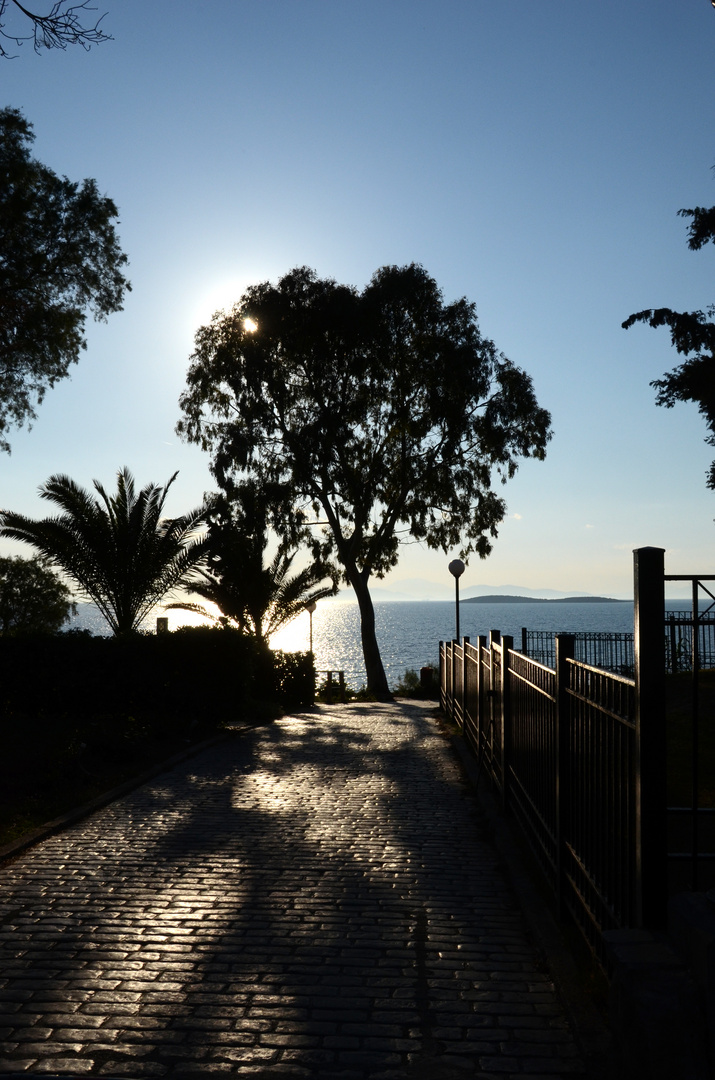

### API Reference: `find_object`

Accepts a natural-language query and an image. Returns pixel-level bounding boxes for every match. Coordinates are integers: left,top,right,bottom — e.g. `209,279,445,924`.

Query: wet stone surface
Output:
0,701,586,1078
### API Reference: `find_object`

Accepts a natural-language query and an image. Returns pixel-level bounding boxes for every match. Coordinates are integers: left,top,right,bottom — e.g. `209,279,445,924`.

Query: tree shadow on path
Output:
0,701,581,1079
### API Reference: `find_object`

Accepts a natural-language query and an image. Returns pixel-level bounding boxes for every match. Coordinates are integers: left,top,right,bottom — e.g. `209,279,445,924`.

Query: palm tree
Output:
168,544,337,644
0,467,209,635
167,483,338,644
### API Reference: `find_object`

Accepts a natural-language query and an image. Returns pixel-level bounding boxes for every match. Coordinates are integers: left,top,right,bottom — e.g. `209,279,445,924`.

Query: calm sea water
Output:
69,597,699,692
279,600,639,689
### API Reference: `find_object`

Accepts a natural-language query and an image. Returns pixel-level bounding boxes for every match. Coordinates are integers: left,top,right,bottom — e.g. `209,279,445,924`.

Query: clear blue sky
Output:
2,0,714,600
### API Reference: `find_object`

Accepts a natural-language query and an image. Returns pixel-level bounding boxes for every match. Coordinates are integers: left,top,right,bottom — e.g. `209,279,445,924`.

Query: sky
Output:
1,0,714,601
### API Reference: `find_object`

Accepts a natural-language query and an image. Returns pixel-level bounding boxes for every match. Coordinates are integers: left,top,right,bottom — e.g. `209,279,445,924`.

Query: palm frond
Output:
0,467,209,635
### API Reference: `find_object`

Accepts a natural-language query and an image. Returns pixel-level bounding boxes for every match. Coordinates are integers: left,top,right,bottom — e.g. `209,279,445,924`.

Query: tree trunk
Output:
350,568,392,701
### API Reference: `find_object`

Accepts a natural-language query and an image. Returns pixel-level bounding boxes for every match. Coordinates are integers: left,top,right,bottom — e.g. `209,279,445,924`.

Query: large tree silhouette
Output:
177,264,551,699
623,188,715,489
0,107,129,450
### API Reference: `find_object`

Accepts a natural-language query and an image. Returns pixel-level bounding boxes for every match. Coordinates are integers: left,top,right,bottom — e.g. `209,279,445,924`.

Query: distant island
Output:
461,594,629,604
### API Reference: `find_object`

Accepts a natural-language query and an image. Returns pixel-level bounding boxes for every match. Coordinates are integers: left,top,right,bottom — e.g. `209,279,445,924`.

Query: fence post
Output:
555,633,575,922
453,635,460,721
460,637,469,734
669,615,678,675
501,636,513,814
488,632,501,798
476,634,487,764
633,547,667,930
439,642,445,712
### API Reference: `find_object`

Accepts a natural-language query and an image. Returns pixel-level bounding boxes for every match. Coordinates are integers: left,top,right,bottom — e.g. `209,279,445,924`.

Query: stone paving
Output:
0,701,589,1079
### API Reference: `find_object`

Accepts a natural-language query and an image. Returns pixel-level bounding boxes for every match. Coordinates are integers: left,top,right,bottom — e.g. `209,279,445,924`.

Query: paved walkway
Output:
0,702,590,1079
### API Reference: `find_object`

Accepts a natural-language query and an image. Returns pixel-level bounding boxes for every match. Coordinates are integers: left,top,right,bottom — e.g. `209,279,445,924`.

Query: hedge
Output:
0,625,315,727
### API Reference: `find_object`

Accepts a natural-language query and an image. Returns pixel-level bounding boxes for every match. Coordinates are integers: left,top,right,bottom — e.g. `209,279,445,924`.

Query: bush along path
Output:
0,701,589,1078
0,627,314,848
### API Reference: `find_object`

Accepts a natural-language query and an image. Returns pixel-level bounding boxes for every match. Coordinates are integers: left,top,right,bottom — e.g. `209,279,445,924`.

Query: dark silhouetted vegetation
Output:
0,554,76,634
0,625,315,847
0,467,209,634
177,264,551,700
623,178,715,490
167,483,338,642
0,107,129,448
392,665,439,699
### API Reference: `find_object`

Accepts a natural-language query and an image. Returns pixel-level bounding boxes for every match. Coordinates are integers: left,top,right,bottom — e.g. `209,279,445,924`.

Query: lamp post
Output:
448,558,465,641
306,601,317,654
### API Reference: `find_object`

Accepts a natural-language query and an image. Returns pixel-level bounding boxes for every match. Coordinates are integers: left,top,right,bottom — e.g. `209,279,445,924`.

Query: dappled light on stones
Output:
0,701,587,1077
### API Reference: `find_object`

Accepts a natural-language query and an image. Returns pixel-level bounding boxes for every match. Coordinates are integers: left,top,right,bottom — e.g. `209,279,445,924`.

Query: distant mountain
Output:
377,579,599,601
328,580,614,602
461,594,629,605
460,583,594,600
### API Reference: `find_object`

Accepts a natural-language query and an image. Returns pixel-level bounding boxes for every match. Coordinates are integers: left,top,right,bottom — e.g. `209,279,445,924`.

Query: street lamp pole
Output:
306,601,317,654
448,559,465,641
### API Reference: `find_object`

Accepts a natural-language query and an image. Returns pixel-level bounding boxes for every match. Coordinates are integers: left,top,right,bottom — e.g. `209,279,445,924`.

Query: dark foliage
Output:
0,554,76,634
0,624,315,726
623,183,715,489
169,483,338,642
0,107,129,449
178,264,551,698
0,468,208,634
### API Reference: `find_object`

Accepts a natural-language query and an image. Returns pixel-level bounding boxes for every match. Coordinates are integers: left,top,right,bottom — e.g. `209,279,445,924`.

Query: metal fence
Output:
522,612,715,676
522,629,634,676
441,632,637,958
664,611,715,673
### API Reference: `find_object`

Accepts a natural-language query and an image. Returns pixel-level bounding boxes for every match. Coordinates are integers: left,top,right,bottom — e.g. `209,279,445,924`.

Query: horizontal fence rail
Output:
441,632,638,961
440,551,715,964
522,612,715,676
522,630,634,676
562,658,636,941
664,611,715,673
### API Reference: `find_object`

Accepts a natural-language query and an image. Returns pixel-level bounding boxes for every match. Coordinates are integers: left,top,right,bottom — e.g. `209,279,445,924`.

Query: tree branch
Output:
1,0,110,56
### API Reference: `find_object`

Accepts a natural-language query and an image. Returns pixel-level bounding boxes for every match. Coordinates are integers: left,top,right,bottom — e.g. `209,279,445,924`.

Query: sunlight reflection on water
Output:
69,596,700,693
269,599,638,691
269,599,651,691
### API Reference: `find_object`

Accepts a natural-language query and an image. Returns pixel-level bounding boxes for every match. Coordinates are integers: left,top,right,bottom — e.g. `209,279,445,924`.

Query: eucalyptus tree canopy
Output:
0,468,208,635
0,554,76,635
0,107,129,450
623,192,715,489
177,264,552,698
0,1,110,57
167,484,339,644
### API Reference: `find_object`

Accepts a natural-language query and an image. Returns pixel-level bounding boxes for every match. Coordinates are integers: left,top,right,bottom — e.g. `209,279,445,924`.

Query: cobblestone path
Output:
0,702,587,1079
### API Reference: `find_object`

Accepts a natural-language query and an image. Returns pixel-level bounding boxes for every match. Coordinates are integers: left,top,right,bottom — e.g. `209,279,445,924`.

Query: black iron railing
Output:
441,632,638,960
663,577,715,894
522,629,635,676
522,612,715,676
441,550,715,962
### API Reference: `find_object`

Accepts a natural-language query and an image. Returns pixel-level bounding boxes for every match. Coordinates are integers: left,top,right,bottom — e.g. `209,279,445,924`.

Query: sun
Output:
189,276,251,327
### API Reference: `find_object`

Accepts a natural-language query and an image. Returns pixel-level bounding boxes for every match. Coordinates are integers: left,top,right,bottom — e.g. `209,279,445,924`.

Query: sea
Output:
68,597,702,693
